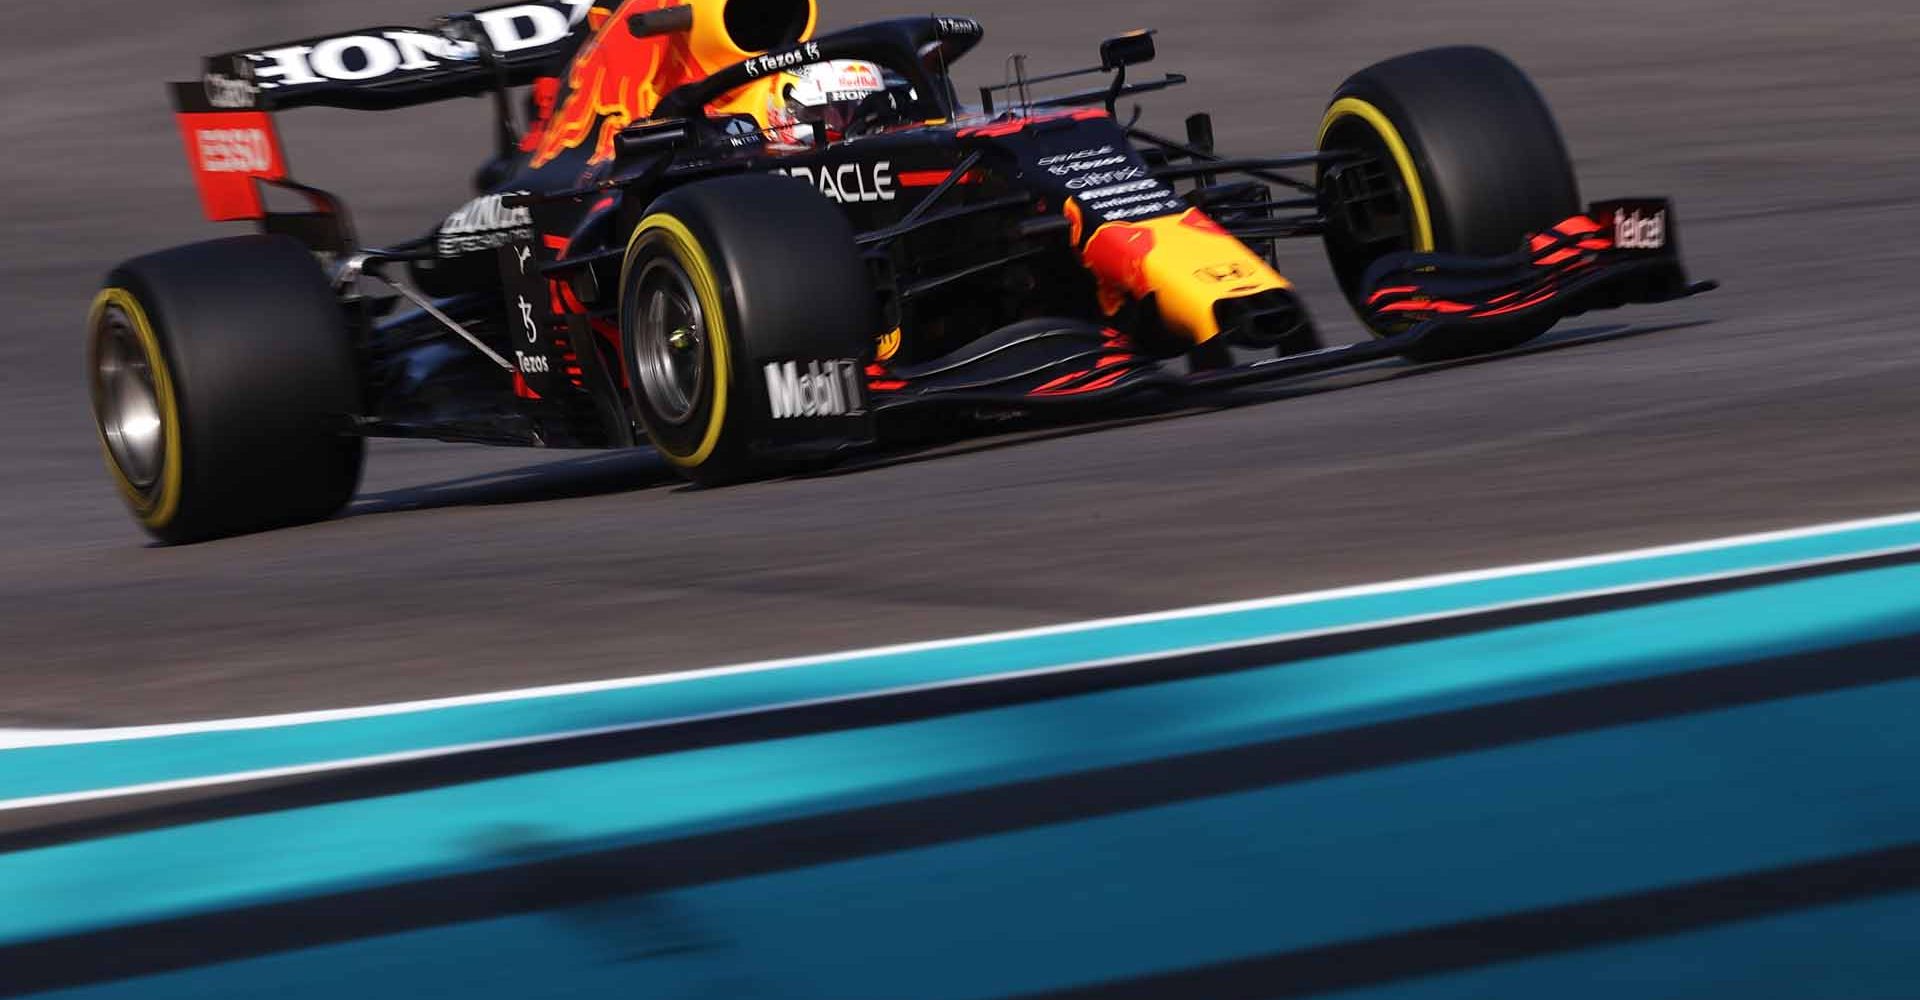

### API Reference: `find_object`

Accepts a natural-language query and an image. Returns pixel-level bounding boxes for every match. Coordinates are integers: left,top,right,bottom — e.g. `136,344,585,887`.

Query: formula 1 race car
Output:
88,0,1712,542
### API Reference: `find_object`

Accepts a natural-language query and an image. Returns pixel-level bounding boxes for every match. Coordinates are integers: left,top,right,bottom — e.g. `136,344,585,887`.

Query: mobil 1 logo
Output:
763,359,866,420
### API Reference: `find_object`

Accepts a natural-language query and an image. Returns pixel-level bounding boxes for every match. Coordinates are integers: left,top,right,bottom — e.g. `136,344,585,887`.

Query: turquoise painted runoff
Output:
7,514,1920,801
8,559,1920,951
27,676,1920,999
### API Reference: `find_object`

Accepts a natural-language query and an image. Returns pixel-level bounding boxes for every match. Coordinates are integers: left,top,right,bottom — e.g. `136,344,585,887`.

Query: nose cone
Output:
1080,209,1294,344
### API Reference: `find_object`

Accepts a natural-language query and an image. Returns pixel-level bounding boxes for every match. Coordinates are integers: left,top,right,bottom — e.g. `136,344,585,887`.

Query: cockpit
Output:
762,59,921,144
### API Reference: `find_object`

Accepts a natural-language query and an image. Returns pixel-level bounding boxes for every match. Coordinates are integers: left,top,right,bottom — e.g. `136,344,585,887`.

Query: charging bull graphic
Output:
530,0,818,168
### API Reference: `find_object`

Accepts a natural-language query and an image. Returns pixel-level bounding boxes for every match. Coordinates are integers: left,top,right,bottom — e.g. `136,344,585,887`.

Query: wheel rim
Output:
93,305,166,494
1319,116,1418,304
630,255,708,426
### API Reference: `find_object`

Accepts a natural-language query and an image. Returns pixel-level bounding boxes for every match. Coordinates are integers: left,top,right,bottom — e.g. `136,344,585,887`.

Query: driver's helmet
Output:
765,59,888,147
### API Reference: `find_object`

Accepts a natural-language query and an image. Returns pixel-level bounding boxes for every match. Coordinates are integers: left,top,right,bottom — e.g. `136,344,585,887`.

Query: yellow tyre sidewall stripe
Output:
88,288,183,529
1318,97,1436,253
623,212,731,469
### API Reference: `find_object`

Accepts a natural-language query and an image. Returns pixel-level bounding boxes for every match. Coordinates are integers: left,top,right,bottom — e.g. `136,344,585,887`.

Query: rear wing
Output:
171,1,596,224
195,0,594,112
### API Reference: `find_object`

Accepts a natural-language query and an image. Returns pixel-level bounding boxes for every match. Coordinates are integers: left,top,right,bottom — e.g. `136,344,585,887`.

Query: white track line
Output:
6,533,1920,814
4,507,1920,752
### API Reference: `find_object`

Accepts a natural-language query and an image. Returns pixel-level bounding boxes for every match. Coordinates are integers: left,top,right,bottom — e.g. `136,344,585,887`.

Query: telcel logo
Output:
1614,208,1667,250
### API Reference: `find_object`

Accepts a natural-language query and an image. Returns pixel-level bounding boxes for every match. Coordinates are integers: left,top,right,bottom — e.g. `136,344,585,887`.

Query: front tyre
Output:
619,174,878,486
87,236,364,544
1317,46,1580,362
621,214,741,481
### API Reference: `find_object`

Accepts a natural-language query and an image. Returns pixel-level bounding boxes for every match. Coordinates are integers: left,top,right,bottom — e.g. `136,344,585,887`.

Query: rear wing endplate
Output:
170,81,290,222
170,82,355,251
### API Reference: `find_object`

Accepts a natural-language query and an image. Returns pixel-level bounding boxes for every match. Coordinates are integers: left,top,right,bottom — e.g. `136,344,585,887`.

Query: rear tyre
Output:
619,174,877,486
87,235,364,544
1317,46,1580,361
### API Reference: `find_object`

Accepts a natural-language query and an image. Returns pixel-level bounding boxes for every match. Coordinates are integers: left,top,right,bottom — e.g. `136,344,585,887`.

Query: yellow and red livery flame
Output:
1077,208,1292,344
529,0,819,169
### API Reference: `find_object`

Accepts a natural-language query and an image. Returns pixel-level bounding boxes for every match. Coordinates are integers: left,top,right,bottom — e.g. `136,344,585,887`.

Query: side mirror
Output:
613,120,692,158
629,5,694,38
1100,30,1156,71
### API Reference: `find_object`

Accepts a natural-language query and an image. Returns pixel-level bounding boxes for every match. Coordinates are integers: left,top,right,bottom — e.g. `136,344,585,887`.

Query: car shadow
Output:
815,318,1713,478
348,449,680,517
344,319,1710,507
1213,318,1715,406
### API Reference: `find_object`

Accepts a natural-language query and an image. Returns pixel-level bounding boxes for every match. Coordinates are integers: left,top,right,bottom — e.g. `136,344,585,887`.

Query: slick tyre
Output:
87,235,364,544
1317,46,1580,361
619,174,877,486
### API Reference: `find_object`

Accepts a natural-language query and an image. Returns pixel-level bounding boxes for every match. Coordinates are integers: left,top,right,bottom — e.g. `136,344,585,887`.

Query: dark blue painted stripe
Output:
1320,891,1920,1000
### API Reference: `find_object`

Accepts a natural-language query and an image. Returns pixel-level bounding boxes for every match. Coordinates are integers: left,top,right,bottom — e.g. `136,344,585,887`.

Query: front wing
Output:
865,198,1714,407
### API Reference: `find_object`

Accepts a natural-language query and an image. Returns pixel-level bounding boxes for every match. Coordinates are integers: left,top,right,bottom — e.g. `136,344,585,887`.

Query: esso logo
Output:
196,128,275,173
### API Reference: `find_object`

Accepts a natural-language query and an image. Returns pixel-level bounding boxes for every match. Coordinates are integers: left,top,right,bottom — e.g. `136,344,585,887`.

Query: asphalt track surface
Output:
2,0,1916,727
